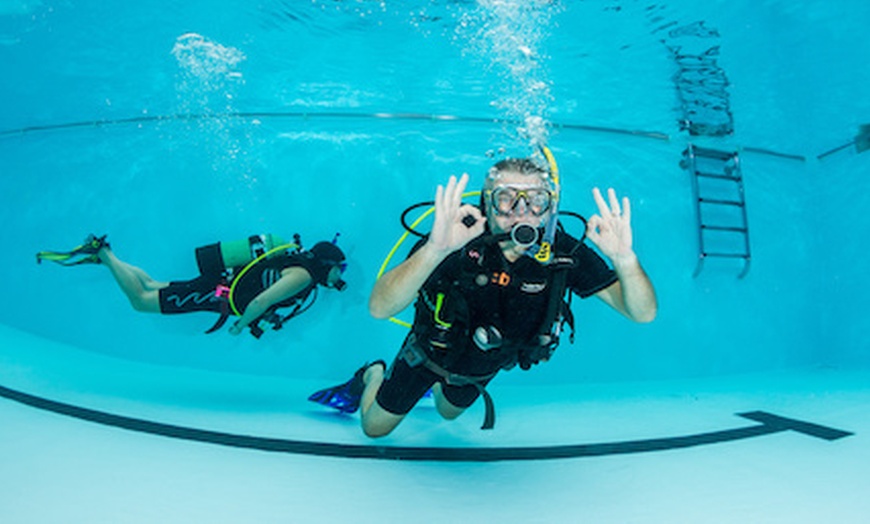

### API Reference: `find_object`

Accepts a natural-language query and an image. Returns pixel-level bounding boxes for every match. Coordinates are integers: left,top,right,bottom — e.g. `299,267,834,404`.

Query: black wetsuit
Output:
376,231,618,415
158,253,317,316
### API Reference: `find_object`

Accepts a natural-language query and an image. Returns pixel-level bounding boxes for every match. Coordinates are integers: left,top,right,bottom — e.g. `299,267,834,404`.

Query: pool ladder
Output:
682,144,751,278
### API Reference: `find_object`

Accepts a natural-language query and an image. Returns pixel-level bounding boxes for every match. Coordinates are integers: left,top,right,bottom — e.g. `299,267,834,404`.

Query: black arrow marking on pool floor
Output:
0,384,853,462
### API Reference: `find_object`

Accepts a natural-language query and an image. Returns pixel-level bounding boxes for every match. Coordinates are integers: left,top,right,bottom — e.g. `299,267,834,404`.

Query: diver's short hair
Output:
485,157,550,191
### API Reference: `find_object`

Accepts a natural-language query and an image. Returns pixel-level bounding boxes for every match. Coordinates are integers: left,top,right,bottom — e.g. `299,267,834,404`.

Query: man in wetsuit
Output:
314,158,656,437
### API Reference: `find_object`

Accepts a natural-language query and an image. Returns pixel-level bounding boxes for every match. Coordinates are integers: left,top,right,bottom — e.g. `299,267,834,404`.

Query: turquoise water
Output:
1,0,869,388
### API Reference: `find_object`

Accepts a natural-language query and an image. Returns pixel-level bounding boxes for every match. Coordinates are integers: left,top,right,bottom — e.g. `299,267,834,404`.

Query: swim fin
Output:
36,234,109,266
308,360,386,414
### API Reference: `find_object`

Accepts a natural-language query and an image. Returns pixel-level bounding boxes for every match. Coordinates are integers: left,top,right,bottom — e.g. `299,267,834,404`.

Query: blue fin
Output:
308,360,385,414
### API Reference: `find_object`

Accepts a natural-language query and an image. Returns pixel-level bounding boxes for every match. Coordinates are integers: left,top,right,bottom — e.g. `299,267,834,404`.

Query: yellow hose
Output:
228,243,299,316
378,191,480,328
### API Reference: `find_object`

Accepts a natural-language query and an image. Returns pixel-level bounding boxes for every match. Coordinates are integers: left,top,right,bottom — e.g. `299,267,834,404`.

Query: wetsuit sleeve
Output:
564,237,618,298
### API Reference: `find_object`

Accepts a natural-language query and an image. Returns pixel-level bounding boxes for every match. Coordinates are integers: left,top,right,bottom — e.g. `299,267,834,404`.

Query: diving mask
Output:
487,185,553,217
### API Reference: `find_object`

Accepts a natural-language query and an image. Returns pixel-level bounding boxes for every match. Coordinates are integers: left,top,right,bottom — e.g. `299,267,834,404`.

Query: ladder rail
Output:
733,153,752,278
687,145,707,277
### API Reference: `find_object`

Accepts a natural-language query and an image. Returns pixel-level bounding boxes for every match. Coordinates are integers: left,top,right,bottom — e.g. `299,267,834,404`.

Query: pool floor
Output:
1,324,866,523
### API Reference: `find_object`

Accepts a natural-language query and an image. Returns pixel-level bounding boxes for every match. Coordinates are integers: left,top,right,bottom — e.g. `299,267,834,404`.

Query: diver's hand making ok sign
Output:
427,173,486,257
369,173,485,320
586,187,636,264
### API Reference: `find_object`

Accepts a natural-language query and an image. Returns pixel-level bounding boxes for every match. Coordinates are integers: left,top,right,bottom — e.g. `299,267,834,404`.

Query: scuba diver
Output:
37,233,347,338
309,155,657,437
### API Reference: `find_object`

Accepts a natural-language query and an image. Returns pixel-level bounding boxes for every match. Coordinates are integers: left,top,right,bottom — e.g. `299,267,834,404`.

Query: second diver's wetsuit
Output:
158,251,320,316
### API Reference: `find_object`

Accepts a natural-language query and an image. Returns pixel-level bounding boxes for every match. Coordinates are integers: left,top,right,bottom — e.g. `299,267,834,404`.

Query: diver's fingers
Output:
444,174,457,204
459,204,486,233
608,188,621,216
586,214,601,242
455,173,469,196
450,173,469,210
622,196,631,223
592,187,611,218
460,202,482,217
438,175,459,215
445,175,462,214
587,213,601,228
460,203,483,223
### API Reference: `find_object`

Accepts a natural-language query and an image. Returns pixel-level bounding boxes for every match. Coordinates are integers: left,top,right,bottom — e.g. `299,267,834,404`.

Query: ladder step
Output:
695,171,740,181
699,197,744,206
702,252,750,259
701,225,748,232
690,146,736,161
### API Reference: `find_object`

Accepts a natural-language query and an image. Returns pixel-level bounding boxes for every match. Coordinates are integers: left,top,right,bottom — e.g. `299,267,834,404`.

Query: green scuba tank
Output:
220,234,287,268
195,234,287,276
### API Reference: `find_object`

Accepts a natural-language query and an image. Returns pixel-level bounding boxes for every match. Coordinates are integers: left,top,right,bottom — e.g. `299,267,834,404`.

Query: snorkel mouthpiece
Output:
332,278,347,292
510,223,539,248
481,223,542,249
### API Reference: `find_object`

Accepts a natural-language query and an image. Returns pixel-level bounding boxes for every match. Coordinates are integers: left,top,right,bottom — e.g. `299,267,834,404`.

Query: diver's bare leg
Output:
360,363,405,438
431,382,467,420
97,248,167,313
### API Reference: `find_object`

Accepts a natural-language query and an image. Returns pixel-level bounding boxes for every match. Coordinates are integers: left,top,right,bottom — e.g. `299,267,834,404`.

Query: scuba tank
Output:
199,233,301,338
195,234,288,276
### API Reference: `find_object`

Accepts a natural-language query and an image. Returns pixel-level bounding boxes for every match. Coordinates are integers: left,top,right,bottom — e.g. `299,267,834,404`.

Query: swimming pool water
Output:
1,0,868,387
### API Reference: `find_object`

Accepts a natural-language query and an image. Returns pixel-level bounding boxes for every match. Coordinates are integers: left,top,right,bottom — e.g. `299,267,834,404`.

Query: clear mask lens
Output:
490,186,552,216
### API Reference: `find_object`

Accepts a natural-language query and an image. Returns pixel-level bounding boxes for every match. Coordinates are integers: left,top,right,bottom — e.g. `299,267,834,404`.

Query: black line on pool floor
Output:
0,384,853,462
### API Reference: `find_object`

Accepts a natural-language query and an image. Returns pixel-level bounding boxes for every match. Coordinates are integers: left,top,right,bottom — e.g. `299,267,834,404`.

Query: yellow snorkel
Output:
535,145,560,264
